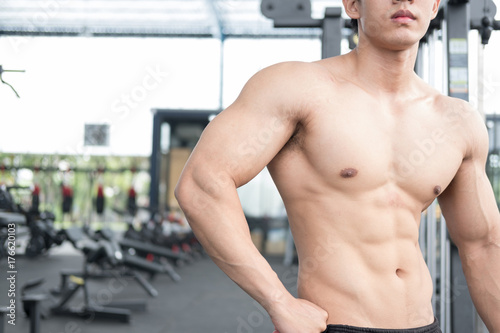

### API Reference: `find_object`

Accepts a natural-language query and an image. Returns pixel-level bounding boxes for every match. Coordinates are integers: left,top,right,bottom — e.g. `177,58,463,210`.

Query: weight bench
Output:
62,227,168,295
95,228,187,281
40,227,169,323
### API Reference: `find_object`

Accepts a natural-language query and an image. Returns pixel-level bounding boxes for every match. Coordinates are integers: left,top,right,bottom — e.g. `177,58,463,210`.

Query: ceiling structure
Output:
0,0,346,39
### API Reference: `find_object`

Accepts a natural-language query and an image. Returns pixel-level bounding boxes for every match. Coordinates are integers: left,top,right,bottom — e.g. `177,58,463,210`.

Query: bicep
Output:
439,163,498,246
181,66,303,189
188,105,296,187
438,110,499,248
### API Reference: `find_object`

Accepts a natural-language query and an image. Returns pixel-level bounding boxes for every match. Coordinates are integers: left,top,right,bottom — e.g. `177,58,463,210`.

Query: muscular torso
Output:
267,57,468,328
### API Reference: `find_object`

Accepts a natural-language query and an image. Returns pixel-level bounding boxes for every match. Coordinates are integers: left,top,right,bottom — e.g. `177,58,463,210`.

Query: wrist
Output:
261,288,295,317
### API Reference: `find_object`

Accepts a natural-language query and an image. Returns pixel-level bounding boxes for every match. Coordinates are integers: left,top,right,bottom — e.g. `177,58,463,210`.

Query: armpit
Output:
284,123,305,151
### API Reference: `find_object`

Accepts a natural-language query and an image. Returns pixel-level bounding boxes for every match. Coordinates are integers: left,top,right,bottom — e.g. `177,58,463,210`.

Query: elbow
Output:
175,167,235,217
487,224,500,248
457,222,500,257
174,175,193,213
174,171,217,217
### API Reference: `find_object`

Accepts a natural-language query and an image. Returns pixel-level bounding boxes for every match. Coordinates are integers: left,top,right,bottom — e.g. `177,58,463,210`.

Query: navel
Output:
433,185,442,196
340,168,358,179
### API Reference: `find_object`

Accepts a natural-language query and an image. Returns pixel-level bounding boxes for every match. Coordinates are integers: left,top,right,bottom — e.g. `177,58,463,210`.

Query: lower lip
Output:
392,17,415,24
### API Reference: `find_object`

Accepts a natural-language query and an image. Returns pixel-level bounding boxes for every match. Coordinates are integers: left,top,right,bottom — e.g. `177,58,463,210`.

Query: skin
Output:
175,0,500,331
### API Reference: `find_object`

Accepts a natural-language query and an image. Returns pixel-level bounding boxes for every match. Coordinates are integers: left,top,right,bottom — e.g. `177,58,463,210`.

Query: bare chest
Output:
276,101,465,206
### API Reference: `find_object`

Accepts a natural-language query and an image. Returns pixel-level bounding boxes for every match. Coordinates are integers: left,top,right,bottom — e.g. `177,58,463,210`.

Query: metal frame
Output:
261,0,344,58
148,109,217,216
0,0,338,39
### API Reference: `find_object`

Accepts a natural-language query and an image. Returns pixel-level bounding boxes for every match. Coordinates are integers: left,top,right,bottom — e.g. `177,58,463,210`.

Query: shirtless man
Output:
175,0,500,331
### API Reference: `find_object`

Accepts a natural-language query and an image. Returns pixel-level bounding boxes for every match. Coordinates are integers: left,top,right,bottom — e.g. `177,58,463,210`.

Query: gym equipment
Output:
0,306,9,333
61,184,73,214
127,167,138,216
261,0,343,58
95,228,183,282
127,186,137,216
95,169,105,216
22,272,135,324
124,220,191,267
0,184,18,212
30,184,40,214
149,110,215,217
21,278,47,333
0,65,25,98
0,211,26,259
59,227,166,296
0,185,64,258
20,227,167,324
0,185,29,259
24,210,64,258
125,213,206,266
95,183,105,215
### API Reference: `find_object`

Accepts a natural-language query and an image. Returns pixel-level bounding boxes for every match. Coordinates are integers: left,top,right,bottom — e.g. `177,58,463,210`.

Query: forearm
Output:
176,181,292,311
460,240,500,331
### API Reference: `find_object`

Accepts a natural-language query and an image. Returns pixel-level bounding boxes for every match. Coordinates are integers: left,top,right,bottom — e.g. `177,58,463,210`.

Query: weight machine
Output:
149,109,216,216
0,65,25,98
261,1,499,332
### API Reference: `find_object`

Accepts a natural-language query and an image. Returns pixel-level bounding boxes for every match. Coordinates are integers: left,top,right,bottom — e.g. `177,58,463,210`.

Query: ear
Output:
343,0,360,20
431,0,441,20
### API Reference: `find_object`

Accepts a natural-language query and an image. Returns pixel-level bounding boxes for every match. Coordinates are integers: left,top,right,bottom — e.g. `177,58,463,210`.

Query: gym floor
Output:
1,243,298,333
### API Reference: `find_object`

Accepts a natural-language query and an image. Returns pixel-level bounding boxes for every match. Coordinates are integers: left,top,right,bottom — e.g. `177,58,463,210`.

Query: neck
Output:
350,39,420,96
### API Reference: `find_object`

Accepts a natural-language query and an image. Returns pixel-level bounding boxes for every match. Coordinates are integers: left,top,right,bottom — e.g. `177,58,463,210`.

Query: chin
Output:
390,39,421,50
385,31,424,50
362,26,425,50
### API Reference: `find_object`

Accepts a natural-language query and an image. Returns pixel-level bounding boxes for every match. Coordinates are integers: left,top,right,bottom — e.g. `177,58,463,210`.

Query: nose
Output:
393,0,414,2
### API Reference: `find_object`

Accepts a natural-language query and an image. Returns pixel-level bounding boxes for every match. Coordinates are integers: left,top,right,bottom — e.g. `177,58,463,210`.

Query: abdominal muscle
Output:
286,199,435,329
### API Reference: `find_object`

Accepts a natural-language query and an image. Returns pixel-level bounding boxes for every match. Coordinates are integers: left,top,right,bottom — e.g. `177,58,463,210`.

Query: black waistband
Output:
323,318,441,333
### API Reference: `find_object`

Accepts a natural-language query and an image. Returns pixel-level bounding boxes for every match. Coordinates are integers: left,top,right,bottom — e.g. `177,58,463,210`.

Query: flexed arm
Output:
175,62,328,333
438,105,500,331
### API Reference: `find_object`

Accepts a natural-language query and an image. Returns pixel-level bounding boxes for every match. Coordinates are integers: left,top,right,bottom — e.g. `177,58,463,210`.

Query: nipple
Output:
433,185,442,196
340,168,358,179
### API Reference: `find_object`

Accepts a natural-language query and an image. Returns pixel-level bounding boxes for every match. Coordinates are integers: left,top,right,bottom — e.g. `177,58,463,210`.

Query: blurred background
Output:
1,1,500,332
1,0,500,226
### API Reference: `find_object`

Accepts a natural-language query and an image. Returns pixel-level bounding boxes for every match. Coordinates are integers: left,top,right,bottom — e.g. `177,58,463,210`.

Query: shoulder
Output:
434,94,477,121
434,95,485,133
434,95,488,160
241,55,353,98
234,60,334,116
245,61,332,90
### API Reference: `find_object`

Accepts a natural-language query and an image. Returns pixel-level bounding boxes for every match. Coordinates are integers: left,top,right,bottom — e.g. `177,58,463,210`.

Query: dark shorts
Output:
322,318,442,333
